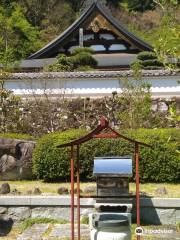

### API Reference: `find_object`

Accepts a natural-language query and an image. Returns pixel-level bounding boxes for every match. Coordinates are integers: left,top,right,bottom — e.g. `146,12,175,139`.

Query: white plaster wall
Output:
4,76,180,98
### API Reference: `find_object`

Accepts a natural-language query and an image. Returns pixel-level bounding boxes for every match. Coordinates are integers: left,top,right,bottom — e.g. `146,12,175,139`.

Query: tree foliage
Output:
127,0,156,12
0,71,21,132
0,4,41,62
116,63,152,129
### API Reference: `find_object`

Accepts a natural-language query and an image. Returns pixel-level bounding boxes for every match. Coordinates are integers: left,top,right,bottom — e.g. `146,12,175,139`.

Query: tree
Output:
68,0,123,12
127,0,156,12
0,4,42,62
0,70,21,133
152,1,180,67
116,63,152,129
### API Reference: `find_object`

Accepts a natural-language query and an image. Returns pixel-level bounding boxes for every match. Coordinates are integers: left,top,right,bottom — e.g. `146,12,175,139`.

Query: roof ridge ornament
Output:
80,0,106,13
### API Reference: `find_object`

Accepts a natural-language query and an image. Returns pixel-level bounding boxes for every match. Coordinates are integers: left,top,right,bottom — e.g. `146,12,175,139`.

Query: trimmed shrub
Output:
132,51,164,70
141,59,164,67
72,52,97,69
71,47,94,55
32,129,86,181
137,51,157,61
33,128,180,183
44,47,97,72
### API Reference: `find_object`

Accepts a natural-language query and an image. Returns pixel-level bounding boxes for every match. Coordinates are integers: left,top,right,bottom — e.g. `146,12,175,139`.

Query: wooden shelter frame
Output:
57,117,151,240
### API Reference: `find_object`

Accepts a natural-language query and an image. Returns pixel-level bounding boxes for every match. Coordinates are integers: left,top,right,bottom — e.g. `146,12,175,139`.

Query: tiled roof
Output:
28,1,152,59
7,70,180,80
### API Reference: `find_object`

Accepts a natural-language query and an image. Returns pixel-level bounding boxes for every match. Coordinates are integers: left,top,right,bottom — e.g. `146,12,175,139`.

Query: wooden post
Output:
71,145,75,240
77,145,80,240
135,143,140,240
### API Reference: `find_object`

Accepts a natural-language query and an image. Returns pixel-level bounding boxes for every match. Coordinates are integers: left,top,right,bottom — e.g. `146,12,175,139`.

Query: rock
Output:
155,187,168,195
0,207,7,214
0,138,36,181
33,188,41,195
8,207,31,221
18,142,36,180
83,186,96,194
57,187,69,195
11,189,21,195
0,183,10,194
31,207,70,221
0,155,17,172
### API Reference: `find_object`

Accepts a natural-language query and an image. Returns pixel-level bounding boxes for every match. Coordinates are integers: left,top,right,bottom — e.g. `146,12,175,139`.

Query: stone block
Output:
17,224,49,240
31,207,71,221
175,209,180,223
49,224,90,238
0,207,7,214
8,207,31,221
140,207,176,225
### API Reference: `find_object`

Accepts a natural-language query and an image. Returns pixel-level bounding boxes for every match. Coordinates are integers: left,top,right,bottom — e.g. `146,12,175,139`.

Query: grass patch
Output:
20,218,68,232
81,215,89,225
42,224,54,238
177,222,180,231
0,180,179,198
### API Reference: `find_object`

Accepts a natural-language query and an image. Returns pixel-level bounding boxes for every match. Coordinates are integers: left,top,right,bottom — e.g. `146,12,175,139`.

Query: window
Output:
90,45,106,51
68,46,78,53
99,33,115,40
109,44,127,51
83,34,94,41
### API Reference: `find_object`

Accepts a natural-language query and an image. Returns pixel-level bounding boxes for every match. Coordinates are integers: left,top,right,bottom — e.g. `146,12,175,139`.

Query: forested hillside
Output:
0,0,179,64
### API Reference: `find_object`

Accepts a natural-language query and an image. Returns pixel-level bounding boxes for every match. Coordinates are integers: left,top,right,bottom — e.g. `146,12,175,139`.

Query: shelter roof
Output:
57,117,151,148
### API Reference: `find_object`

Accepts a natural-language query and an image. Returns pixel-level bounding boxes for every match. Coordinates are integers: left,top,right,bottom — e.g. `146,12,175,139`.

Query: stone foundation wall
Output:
0,197,179,225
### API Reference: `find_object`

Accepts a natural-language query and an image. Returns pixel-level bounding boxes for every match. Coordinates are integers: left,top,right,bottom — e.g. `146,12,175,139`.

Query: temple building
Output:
23,0,153,71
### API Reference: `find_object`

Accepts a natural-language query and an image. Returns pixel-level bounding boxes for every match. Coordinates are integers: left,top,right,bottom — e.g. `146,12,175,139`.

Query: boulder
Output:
57,187,69,195
0,183,10,194
11,189,21,195
0,207,7,214
0,138,36,180
33,188,42,195
83,186,96,194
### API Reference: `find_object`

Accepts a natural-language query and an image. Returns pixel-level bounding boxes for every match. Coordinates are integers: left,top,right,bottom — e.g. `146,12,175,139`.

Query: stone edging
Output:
0,196,179,208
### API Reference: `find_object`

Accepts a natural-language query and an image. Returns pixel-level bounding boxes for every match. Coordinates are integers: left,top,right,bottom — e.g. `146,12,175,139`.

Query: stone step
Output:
17,223,90,240
17,224,49,240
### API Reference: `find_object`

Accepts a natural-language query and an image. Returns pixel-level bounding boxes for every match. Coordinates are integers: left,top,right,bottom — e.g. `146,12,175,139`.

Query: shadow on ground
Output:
0,218,13,236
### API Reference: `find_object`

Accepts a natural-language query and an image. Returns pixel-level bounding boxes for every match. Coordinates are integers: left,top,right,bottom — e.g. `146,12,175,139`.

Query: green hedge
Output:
32,129,180,183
